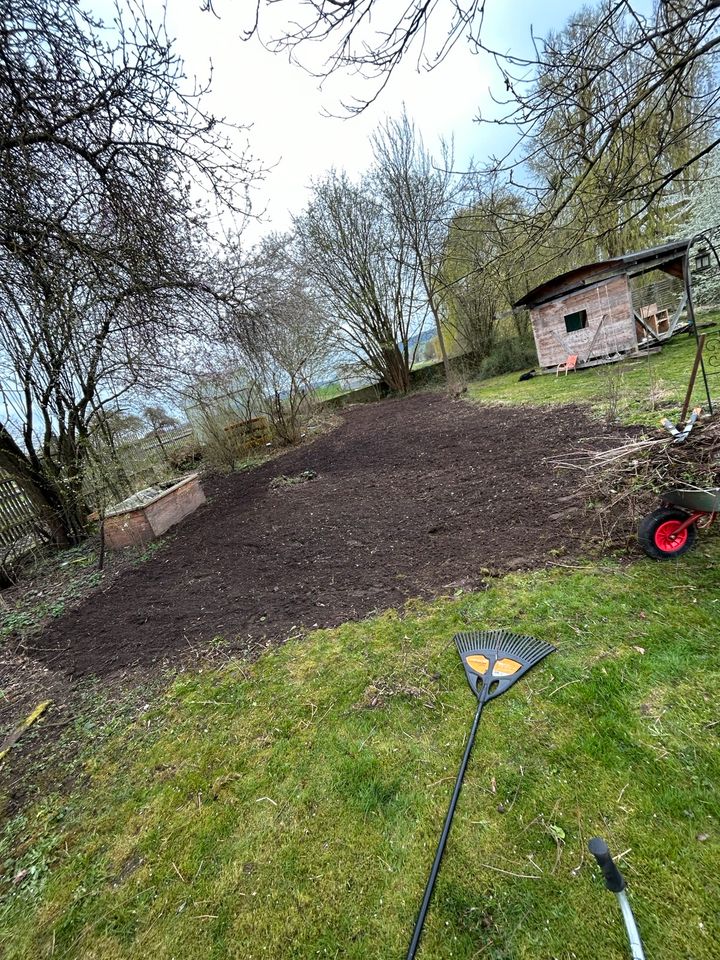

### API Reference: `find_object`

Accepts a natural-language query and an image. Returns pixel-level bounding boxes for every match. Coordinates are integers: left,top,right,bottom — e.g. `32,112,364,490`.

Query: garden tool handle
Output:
588,837,626,893
406,697,485,960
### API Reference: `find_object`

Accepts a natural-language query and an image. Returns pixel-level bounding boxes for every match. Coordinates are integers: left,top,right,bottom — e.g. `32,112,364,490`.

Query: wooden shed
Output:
514,239,692,371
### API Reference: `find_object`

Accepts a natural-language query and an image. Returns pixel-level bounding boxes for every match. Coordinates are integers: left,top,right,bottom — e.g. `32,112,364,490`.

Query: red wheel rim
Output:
654,520,689,553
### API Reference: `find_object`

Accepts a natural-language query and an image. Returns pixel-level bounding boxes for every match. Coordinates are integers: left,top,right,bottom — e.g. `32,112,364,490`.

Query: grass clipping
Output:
553,414,720,544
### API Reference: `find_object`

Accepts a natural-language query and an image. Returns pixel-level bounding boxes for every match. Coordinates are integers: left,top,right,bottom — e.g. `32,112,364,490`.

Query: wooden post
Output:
681,333,706,423
682,247,713,416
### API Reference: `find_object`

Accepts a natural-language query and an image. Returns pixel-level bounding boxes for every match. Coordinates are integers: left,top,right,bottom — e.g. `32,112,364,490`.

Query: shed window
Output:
696,249,711,271
564,309,588,333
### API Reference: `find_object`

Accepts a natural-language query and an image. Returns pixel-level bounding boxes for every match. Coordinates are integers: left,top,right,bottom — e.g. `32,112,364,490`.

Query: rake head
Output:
455,629,556,701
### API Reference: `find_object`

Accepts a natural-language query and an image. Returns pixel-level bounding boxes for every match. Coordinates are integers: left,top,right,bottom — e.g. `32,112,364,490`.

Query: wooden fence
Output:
0,472,40,554
85,427,195,506
0,426,196,571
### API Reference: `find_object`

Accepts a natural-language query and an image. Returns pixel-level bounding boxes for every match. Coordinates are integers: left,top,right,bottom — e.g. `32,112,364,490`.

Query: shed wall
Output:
530,275,637,368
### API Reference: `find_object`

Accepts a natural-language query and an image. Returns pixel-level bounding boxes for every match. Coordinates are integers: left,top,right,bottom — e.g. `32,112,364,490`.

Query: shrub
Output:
478,336,538,379
167,439,203,472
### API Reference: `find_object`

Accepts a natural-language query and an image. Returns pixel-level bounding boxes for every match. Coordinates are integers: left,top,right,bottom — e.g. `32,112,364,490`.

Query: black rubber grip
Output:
588,837,626,892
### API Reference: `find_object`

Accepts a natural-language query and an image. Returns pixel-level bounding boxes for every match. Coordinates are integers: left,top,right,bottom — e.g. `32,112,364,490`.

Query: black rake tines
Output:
455,629,557,702
406,630,555,960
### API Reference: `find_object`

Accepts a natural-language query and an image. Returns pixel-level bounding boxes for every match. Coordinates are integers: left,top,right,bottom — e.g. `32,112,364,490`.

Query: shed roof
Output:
514,238,692,309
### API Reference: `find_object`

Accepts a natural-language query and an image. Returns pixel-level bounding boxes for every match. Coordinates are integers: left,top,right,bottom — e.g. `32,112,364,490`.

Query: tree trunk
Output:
382,344,411,392
427,291,451,383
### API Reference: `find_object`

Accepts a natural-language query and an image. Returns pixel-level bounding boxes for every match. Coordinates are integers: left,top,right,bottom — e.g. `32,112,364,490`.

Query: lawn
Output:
468,327,717,424
314,381,345,401
2,546,719,959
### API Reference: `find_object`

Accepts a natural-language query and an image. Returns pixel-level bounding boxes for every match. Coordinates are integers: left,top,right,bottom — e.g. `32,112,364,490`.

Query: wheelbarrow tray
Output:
664,487,720,513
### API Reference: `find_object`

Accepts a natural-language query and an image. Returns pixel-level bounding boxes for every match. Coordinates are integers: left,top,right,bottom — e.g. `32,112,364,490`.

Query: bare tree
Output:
443,182,575,355
218,0,720,254
371,110,468,382
223,234,333,444
210,0,486,113
0,0,260,543
295,170,423,393
143,407,179,432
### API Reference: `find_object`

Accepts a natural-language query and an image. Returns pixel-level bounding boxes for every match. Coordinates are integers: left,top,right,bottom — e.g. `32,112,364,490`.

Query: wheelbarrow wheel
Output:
638,507,697,560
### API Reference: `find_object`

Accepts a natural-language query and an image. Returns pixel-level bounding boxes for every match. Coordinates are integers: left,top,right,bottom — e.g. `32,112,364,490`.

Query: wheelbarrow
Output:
638,487,720,559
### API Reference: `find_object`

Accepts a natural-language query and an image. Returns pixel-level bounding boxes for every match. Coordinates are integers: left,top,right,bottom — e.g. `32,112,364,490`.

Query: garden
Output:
2,2,720,957
2,332,719,959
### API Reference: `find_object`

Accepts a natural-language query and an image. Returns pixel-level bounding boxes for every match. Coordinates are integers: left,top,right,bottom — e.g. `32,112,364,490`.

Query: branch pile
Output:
551,417,720,545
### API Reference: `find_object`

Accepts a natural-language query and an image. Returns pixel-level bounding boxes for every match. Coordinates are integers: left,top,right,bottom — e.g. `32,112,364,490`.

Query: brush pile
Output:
551,415,720,545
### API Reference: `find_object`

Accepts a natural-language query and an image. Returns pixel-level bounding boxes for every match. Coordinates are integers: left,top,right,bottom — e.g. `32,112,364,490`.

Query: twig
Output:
358,725,377,750
548,677,586,697
570,808,585,876
427,776,454,789
547,561,620,572
477,863,542,879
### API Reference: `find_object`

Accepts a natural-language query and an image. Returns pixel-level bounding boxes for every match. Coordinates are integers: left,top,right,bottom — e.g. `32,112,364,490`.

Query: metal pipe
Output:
617,890,646,960
683,234,714,415
588,838,646,960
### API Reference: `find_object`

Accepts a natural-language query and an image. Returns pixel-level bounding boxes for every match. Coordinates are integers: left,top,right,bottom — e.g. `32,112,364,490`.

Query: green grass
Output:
314,382,345,401
468,328,716,424
2,545,719,959
4,334,720,957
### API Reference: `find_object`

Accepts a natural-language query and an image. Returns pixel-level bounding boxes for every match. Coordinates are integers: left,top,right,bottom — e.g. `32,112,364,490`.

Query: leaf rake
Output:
406,629,556,959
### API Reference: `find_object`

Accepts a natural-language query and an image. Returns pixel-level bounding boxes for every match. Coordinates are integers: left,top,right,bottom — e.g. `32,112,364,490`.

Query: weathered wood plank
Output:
530,275,637,368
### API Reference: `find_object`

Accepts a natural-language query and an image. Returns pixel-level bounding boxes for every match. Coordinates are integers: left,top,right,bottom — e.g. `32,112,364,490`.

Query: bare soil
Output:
26,393,623,678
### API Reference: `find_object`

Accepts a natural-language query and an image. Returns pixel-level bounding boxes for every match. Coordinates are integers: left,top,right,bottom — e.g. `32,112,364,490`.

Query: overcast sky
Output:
146,0,654,241
137,0,569,238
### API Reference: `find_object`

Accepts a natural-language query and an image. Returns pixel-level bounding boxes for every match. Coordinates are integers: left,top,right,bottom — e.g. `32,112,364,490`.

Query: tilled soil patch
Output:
29,394,625,677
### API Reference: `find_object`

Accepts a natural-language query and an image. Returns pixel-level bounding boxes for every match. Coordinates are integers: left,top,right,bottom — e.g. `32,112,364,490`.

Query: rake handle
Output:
406,696,485,960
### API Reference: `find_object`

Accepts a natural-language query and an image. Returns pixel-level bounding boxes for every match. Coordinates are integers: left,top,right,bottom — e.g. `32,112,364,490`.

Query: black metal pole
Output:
406,695,485,960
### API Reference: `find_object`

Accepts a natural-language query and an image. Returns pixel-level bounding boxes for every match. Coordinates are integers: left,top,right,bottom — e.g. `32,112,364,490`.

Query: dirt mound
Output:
29,393,624,677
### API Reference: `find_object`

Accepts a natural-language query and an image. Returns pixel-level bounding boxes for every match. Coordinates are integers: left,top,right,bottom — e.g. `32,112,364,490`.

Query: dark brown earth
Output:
28,393,621,678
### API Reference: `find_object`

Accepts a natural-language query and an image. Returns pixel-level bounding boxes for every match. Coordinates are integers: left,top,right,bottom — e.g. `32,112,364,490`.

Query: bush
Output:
478,336,538,379
167,439,203,472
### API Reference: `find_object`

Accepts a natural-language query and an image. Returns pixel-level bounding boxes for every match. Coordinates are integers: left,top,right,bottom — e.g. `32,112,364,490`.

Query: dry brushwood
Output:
550,417,720,545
